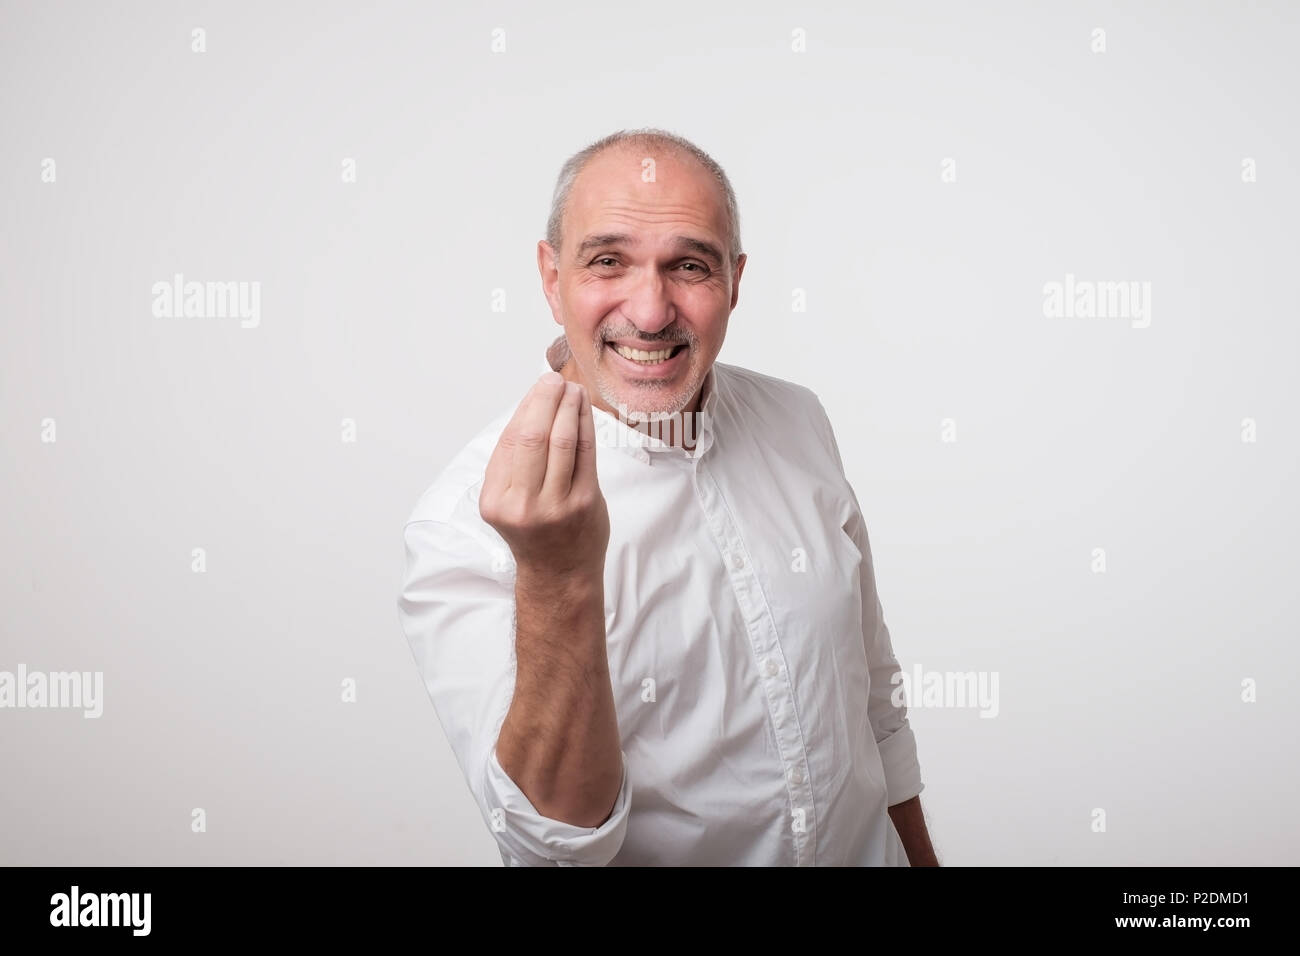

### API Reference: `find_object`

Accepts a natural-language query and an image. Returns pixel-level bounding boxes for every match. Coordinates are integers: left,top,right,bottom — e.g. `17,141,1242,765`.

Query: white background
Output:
2,0,1297,865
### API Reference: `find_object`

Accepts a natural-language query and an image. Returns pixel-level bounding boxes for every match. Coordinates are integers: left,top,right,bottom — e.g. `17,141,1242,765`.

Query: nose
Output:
621,266,675,335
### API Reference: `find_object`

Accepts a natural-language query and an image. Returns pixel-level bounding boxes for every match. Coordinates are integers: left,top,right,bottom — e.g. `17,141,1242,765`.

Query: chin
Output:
609,390,687,419
598,380,694,420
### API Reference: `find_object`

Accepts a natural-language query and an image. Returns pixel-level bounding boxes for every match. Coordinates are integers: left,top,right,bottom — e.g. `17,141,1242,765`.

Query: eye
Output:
679,261,708,274
591,256,619,267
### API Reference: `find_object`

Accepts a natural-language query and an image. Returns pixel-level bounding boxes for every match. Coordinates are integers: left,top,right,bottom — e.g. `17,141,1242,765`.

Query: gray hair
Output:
545,127,743,271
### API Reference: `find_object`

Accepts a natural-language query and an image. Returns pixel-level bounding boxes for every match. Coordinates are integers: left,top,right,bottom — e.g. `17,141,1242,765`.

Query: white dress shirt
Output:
397,340,924,866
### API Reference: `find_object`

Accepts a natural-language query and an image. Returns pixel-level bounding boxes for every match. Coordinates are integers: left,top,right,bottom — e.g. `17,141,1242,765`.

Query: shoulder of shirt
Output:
404,404,516,529
711,361,841,470
712,361,830,425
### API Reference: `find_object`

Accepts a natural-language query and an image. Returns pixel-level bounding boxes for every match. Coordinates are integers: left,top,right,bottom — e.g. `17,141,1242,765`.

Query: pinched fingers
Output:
482,372,562,502
541,380,583,500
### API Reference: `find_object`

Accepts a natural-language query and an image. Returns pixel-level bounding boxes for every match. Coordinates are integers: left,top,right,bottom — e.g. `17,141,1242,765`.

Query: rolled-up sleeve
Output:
398,510,632,866
811,398,925,808
485,745,632,867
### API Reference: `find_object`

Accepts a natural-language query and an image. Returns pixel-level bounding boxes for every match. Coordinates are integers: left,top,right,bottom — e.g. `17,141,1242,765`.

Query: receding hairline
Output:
545,130,743,268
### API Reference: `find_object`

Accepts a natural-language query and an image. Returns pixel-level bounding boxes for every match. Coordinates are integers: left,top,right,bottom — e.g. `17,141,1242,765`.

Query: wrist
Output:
515,560,604,602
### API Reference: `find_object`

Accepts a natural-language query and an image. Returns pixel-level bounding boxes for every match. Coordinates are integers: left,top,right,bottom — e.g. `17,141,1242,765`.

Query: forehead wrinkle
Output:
594,200,722,222
587,205,726,249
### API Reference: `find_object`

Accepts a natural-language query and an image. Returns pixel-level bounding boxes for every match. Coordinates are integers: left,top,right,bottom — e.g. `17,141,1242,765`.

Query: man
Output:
398,128,939,866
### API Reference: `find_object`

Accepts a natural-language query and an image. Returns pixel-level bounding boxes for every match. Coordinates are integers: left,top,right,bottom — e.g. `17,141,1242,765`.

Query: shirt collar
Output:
543,334,718,465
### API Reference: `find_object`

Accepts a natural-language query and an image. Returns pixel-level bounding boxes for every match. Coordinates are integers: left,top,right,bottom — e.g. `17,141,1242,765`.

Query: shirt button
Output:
789,768,805,785
763,658,779,677
731,552,746,570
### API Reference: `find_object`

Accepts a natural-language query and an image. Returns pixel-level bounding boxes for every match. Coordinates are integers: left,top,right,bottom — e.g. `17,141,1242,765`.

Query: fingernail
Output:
540,371,562,385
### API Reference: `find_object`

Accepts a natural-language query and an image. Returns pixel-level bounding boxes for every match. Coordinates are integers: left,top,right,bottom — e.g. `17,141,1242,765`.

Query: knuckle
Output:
514,430,548,450
484,494,526,531
478,490,502,521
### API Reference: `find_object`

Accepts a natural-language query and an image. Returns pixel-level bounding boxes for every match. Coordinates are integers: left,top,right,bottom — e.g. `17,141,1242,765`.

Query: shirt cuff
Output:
483,746,632,867
877,723,925,807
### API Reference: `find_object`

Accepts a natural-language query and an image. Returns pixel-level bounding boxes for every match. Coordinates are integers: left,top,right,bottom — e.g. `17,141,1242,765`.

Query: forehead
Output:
565,146,728,251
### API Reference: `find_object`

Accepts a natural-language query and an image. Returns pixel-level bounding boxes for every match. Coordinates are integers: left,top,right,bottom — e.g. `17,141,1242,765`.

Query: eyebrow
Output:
575,233,725,269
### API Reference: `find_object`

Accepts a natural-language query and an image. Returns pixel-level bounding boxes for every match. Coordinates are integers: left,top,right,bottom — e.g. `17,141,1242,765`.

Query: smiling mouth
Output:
606,342,688,364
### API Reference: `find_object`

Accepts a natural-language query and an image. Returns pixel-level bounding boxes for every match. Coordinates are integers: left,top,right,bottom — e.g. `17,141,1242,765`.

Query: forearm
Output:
495,566,622,828
887,795,939,866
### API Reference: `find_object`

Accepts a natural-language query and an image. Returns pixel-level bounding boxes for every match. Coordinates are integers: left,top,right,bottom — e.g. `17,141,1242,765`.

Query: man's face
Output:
538,147,746,422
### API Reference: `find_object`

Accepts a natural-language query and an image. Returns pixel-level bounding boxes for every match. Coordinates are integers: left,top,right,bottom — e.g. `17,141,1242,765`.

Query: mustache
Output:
599,327,693,346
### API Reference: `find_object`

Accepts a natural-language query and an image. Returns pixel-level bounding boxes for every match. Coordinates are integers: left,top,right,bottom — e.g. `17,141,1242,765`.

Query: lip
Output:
604,342,689,378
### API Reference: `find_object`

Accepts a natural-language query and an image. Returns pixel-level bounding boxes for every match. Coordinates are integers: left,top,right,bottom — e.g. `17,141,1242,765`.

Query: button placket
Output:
695,463,816,865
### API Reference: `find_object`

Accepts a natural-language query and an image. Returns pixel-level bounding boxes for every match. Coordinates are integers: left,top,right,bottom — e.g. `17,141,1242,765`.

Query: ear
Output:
730,253,747,311
545,334,571,372
537,240,563,324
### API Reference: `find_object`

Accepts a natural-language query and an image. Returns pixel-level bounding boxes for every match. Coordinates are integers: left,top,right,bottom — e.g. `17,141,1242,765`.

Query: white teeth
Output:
613,344,678,363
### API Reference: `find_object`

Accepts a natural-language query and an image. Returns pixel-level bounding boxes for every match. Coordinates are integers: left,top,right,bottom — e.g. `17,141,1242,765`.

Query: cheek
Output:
694,312,728,350
564,286,615,332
